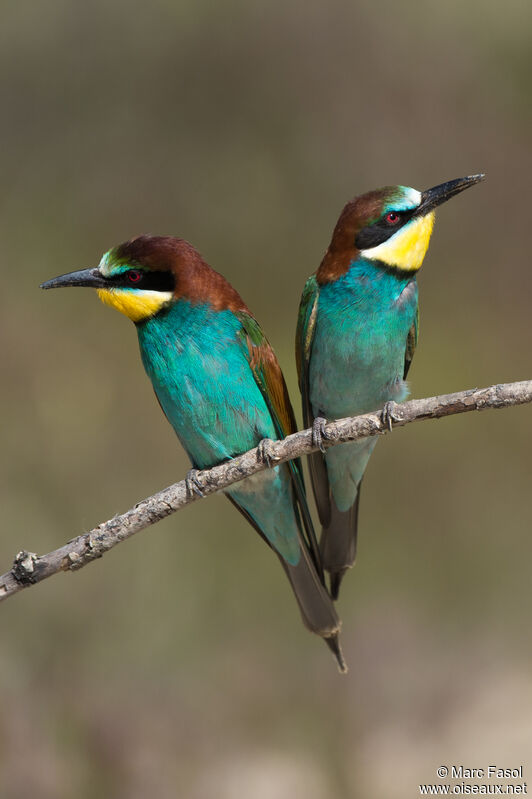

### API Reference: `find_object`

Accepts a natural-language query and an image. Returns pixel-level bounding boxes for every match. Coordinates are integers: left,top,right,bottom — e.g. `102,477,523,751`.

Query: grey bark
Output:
1,380,531,604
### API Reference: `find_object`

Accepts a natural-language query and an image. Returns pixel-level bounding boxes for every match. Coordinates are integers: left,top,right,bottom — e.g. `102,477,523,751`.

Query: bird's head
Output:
41,235,245,322
317,174,485,283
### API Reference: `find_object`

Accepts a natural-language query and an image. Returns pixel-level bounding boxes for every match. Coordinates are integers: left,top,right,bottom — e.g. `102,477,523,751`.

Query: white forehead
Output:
393,186,422,211
98,250,113,276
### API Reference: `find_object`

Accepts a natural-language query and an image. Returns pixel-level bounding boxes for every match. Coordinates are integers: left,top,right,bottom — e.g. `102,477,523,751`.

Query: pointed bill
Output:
40,268,108,290
415,174,485,217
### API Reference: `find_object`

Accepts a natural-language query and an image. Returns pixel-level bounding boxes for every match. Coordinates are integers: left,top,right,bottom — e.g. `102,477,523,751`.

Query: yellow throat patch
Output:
361,212,435,271
97,288,173,322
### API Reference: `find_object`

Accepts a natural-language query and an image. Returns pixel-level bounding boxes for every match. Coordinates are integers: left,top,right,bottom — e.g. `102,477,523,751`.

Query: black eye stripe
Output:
110,269,176,292
355,209,414,250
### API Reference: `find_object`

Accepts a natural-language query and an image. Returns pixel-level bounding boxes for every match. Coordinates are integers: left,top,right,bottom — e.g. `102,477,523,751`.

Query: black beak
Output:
415,174,485,217
40,268,109,290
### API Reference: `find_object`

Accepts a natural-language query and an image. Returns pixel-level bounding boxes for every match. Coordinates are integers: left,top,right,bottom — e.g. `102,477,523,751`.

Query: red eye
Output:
386,212,400,224
128,270,142,284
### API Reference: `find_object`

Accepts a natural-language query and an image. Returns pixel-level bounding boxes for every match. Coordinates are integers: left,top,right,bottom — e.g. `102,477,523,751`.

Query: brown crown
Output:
316,188,395,284
115,235,249,313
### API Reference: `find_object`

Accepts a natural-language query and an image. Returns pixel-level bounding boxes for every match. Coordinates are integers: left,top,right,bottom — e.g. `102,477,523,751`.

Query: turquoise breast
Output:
309,259,418,512
137,300,276,469
136,299,301,564
309,259,418,419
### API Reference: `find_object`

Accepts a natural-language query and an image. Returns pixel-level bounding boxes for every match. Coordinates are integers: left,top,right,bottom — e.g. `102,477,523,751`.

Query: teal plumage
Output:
41,235,345,670
138,298,301,564
297,177,484,598
308,261,417,511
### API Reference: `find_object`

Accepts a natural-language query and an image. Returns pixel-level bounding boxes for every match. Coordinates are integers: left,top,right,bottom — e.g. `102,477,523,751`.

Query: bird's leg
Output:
312,416,329,454
257,438,277,467
381,401,400,432
185,468,205,498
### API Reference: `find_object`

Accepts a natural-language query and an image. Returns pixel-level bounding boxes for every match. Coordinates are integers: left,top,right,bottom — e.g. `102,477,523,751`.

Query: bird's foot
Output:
312,416,329,453
381,401,400,433
185,469,205,498
257,438,277,467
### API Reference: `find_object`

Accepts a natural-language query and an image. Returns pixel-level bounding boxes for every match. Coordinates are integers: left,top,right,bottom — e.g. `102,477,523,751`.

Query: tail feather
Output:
226,492,347,673
278,546,347,673
320,484,362,600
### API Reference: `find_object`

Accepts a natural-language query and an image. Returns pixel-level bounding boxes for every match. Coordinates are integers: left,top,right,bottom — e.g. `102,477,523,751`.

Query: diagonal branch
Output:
1,379,531,604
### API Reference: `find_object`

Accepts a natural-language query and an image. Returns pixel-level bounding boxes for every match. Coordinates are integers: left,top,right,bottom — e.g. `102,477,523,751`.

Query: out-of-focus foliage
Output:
1,1,531,796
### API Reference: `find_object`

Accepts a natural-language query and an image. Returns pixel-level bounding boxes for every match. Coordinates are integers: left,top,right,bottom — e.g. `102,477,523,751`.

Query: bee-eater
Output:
41,235,346,670
296,175,484,599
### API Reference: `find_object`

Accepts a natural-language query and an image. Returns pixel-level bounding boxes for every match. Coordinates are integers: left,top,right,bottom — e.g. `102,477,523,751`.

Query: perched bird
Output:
296,175,485,599
41,235,345,670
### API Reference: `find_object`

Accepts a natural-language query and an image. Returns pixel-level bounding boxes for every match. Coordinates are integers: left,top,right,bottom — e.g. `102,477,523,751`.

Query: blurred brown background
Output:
1,1,531,797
